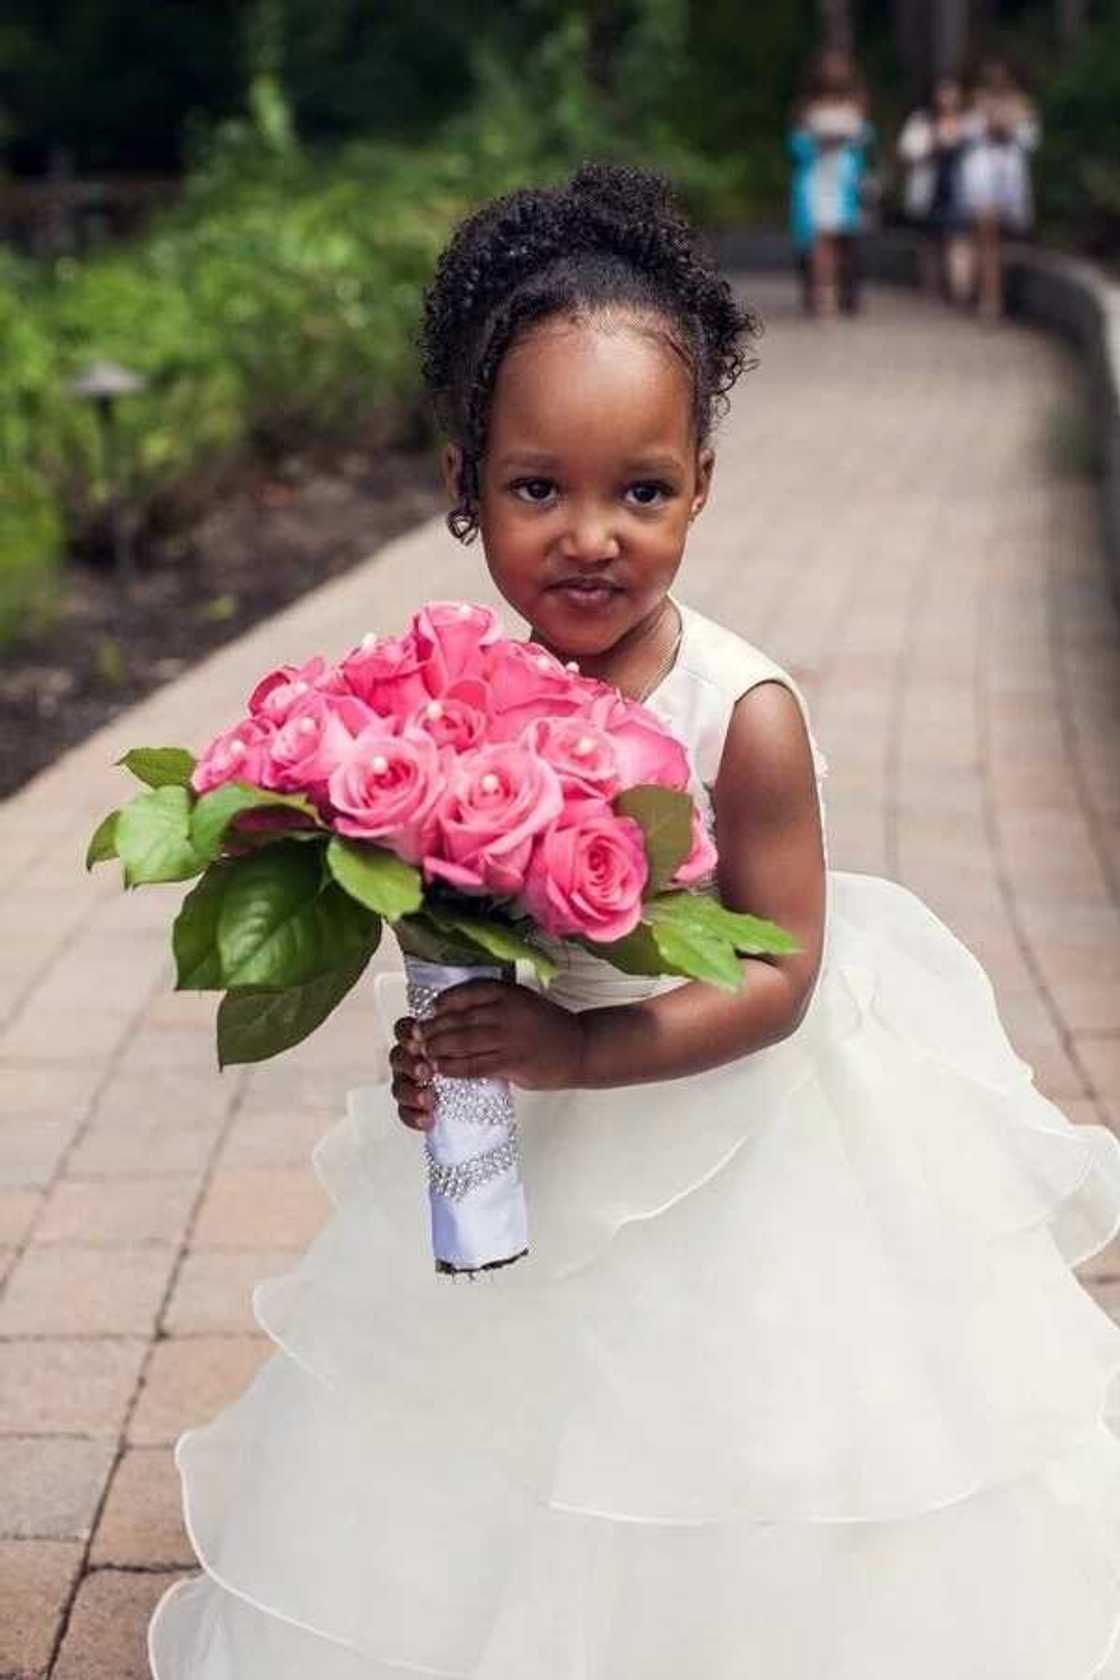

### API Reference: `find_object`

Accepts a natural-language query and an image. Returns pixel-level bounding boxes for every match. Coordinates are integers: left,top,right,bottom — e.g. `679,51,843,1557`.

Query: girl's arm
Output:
1016,104,1041,151
789,127,818,164
575,680,826,1087
393,682,825,1114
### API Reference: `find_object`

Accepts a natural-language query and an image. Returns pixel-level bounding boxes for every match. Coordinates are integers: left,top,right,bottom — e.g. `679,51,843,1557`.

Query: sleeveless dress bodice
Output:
540,597,829,1013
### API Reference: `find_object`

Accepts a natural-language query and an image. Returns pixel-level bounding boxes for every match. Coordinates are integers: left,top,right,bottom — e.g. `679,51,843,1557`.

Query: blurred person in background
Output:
898,74,979,306
959,58,1040,320
790,48,875,318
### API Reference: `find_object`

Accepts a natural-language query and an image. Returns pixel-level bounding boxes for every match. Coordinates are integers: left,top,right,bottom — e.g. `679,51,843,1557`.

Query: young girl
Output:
959,58,1040,320
789,48,875,316
150,164,1120,1678
898,74,979,305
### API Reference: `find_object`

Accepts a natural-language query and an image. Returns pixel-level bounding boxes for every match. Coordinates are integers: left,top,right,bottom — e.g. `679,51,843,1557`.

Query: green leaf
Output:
591,923,686,978
217,844,380,988
614,785,694,895
117,747,197,789
647,918,744,991
115,787,206,886
217,952,372,1067
427,907,558,982
191,783,321,865
394,914,496,968
636,891,799,992
173,865,234,990
85,809,120,870
326,837,423,921
648,891,799,957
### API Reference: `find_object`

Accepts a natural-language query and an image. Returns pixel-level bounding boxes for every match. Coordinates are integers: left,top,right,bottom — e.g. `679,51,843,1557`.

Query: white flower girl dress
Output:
150,601,1120,1679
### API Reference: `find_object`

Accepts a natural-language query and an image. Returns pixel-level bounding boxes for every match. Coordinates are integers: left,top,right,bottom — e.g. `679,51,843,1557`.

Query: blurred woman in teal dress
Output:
789,48,874,317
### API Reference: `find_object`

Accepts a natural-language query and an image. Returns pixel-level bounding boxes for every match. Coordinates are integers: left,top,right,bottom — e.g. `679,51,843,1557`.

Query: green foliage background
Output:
0,0,1115,644
1036,6,1120,257
0,5,751,643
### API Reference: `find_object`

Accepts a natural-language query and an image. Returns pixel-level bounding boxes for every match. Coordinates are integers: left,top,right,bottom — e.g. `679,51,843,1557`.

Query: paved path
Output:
2,278,1119,1677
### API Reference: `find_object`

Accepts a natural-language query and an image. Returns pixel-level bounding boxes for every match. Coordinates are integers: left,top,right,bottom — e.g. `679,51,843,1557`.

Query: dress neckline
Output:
640,594,689,709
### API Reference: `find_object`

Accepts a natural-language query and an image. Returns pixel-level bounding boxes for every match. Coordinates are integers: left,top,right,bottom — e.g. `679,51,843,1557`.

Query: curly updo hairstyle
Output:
419,161,759,543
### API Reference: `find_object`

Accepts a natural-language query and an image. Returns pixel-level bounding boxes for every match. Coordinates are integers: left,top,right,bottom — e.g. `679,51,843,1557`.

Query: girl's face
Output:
982,60,1013,94
818,50,855,99
934,77,962,115
444,313,713,665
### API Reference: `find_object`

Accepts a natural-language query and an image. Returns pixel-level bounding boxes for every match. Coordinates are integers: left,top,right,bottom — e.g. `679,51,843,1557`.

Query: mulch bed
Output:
0,439,445,800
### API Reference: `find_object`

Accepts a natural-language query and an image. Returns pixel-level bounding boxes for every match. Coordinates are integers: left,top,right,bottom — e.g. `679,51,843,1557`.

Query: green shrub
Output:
1038,10,1120,257
1,130,458,620
0,471,64,644
0,35,739,644
0,256,67,644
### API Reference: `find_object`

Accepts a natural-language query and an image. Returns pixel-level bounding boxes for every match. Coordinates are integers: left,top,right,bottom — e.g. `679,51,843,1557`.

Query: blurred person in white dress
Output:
898,74,981,306
959,58,1040,320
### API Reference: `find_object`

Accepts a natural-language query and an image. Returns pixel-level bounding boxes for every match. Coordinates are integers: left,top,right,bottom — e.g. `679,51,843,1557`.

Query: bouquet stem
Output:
403,956,529,1276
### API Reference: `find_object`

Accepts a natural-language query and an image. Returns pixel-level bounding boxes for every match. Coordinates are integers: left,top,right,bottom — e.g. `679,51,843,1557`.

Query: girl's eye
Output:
509,477,677,508
512,478,556,504
627,481,675,508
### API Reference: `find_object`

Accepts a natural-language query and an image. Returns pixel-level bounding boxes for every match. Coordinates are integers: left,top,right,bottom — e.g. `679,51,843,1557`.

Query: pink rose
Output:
484,641,590,741
339,631,429,721
425,744,563,897
585,690,690,791
412,601,503,694
192,718,275,794
328,728,443,862
266,693,374,797
248,656,334,726
521,807,649,943
405,678,490,753
672,807,719,887
525,716,621,801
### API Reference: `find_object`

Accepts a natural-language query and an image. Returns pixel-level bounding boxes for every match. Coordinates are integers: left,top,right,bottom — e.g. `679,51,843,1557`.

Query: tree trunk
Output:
894,0,978,92
585,0,626,99
931,0,970,76
892,0,928,95
1056,0,1089,51
818,0,853,54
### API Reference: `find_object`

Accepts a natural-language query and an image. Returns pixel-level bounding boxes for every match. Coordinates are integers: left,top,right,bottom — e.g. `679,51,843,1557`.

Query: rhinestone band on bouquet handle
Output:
85,601,797,1276
403,957,528,1274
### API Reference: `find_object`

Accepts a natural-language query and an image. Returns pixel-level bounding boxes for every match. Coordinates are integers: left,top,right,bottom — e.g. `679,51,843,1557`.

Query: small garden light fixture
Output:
69,358,147,591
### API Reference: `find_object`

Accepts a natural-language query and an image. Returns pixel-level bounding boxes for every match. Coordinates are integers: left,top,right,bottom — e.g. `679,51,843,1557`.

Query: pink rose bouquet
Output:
87,602,793,1272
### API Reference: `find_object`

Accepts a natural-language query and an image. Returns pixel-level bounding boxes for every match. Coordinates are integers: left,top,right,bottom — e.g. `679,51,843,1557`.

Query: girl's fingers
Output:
390,1059,434,1127
424,1023,506,1071
389,1043,434,1088
431,980,510,1019
388,1044,430,1086
421,1007,501,1058
395,989,513,1087
435,1051,503,1081
392,1085,434,1131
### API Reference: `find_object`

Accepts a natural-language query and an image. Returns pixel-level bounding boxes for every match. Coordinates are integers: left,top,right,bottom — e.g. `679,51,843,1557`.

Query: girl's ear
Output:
442,443,464,503
689,447,716,523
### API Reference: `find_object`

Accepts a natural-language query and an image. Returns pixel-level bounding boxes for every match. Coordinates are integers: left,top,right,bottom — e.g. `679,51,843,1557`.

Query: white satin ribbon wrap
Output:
403,956,529,1274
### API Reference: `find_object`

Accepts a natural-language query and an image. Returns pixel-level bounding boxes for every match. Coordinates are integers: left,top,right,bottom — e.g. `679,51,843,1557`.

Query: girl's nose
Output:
558,504,621,564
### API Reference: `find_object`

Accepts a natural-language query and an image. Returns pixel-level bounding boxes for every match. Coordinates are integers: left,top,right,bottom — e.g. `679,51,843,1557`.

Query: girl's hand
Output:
389,1018,436,1131
390,979,585,1129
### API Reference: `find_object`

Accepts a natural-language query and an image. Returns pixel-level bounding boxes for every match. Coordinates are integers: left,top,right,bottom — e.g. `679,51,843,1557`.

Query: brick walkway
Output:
2,278,1119,1677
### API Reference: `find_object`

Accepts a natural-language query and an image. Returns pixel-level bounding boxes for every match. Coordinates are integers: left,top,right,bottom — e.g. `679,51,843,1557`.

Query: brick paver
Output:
2,278,1118,1676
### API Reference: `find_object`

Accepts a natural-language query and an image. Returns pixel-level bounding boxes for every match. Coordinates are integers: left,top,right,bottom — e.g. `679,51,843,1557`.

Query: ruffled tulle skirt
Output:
149,871,1120,1678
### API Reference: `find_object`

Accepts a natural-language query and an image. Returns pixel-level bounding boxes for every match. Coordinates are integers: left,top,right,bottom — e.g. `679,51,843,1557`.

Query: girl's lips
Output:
550,583,624,613
548,580,624,611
